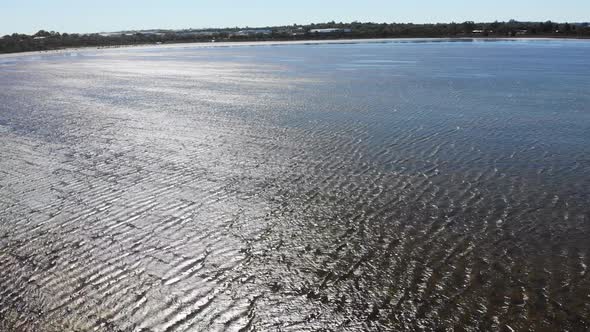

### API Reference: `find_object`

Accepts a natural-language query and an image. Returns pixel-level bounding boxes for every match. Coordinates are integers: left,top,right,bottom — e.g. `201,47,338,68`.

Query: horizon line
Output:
3,19,589,36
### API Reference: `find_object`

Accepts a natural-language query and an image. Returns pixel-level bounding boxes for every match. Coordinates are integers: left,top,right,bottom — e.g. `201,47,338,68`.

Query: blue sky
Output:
1,0,588,35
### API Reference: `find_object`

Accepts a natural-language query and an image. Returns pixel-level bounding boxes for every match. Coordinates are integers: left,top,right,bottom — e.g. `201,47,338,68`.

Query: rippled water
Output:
1,39,589,331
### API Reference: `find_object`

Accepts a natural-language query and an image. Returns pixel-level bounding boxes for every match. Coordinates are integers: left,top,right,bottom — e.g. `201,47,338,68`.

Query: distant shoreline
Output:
4,20,589,55
1,36,589,59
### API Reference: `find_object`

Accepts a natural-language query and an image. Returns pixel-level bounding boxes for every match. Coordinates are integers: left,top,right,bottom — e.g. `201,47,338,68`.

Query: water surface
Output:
1,39,589,331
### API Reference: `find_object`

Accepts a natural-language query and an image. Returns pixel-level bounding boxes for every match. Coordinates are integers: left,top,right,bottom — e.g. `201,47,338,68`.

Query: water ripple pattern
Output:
1,40,589,331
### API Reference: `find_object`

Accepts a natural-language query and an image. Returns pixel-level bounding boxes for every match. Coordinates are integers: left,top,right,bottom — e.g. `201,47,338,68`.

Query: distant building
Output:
232,29,273,37
309,28,352,34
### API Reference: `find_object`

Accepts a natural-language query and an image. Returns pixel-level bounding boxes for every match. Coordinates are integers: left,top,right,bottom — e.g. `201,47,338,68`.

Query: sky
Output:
1,0,589,35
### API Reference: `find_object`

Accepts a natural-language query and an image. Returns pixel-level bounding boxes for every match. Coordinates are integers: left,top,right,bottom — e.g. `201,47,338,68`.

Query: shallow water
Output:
1,39,589,331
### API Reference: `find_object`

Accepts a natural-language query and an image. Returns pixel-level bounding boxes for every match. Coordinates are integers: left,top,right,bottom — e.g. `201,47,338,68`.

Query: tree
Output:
462,21,476,33
34,30,51,37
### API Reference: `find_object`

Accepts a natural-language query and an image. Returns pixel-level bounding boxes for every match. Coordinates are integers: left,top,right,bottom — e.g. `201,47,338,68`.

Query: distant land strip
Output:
2,20,590,54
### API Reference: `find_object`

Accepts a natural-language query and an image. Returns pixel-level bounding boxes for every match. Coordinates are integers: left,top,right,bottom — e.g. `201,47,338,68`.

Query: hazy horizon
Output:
5,19,589,36
1,0,589,36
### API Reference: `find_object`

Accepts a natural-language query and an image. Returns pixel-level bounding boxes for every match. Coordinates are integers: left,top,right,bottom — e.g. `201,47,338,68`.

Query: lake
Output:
1,39,589,331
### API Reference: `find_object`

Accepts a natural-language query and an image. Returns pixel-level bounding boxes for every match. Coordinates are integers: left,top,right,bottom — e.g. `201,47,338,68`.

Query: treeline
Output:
305,20,589,38
2,20,589,54
0,31,180,54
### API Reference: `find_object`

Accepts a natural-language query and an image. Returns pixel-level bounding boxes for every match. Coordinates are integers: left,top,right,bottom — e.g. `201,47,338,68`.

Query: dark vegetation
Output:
2,20,589,54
